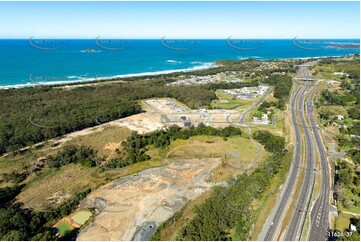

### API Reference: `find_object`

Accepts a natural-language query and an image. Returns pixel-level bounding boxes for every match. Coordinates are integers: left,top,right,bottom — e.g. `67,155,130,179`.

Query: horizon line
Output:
1,37,360,40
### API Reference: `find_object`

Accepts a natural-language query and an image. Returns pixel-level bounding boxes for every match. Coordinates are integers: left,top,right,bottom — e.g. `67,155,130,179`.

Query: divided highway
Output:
307,86,330,241
259,63,331,241
284,82,316,240
258,84,305,241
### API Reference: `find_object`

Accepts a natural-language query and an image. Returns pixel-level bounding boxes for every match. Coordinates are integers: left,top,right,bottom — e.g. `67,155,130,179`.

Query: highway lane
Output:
284,82,316,240
285,65,330,240
258,84,305,241
259,61,321,240
260,60,332,240
294,64,316,82
307,85,330,241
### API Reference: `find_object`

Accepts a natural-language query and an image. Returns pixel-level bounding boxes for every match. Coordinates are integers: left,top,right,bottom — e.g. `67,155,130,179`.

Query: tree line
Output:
263,75,293,109
253,130,286,154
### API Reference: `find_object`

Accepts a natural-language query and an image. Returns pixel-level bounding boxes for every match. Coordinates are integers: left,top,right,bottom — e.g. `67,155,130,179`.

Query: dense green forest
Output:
46,145,98,168
151,131,289,240
253,130,286,153
262,75,293,109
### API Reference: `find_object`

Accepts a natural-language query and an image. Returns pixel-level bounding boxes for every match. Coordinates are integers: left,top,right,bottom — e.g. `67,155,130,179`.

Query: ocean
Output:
0,39,359,89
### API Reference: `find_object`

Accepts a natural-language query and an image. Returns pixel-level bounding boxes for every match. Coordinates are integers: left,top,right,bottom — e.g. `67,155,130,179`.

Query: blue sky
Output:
0,1,359,39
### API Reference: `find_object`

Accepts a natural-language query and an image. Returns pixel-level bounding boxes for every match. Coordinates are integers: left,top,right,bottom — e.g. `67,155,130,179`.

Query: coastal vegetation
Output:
0,58,297,156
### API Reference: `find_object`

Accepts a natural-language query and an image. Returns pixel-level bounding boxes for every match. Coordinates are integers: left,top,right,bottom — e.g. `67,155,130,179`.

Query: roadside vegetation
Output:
314,57,360,240
262,75,292,110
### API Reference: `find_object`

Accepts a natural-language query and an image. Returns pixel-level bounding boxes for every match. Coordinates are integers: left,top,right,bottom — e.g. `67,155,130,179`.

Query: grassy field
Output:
338,199,360,215
71,211,92,225
147,135,267,182
317,105,348,118
313,64,343,80
335,212,355,231
2,125,134,208
56,220,73,237
65,125,132,158
211,101,243,109
17,163,97,208
313,60,360,82
0,126,132,189
211,89,258,110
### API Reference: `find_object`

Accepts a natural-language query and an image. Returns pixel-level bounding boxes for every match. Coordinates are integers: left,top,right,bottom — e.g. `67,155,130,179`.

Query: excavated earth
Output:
77,158,224,241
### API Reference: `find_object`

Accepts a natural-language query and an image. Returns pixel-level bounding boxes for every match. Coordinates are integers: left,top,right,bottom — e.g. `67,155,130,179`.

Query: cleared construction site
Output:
77,158,223,241
108,98,241,134
31,96,267,241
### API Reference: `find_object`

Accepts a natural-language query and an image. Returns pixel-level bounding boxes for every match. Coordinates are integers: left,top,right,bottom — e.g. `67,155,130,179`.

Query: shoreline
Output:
0,62,216,90
0,54,357,90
